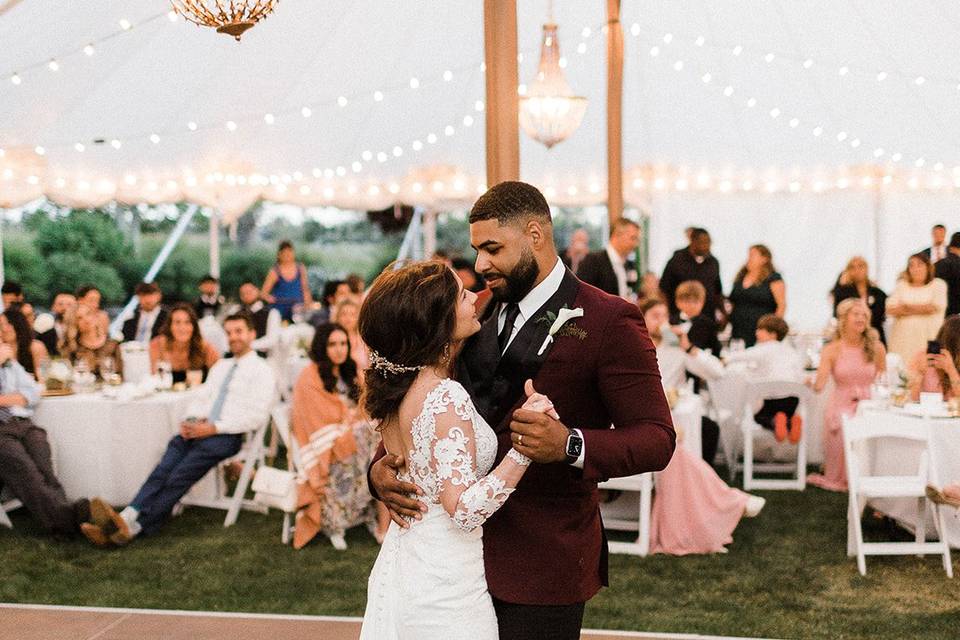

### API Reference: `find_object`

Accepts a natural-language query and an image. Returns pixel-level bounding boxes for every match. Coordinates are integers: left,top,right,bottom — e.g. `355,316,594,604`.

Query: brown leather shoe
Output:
90,497,131,543
80,523,111,547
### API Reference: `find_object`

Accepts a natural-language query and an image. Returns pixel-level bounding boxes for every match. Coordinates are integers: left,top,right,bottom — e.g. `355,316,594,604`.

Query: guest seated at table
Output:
229,282,281,357
36,292,76,357
674,280,721,356
121,282,168,344
332,297,369,372
1,306,49,382
0,341,92,537
291,323,384,549
345,273,366,296
75,285,110,335
1,280,24,308
886,253,947,361
907,315,960,401
19,302,36,329
642,298,723,465
808,298,886,492
725,314,805,443
60,303,122,379
149,303,220,384
193,275,225,320
832,256,887,344
310,280,351,328
80,312,276,546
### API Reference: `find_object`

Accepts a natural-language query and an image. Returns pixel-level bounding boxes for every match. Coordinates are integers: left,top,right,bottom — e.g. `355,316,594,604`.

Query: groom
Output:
370,181,675,639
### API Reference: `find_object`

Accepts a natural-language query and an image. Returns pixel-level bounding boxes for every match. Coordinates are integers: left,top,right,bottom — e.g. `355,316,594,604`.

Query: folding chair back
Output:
741,380,814,491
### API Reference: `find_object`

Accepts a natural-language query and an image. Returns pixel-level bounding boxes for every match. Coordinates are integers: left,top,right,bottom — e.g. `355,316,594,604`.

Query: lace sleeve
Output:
431,395,530,533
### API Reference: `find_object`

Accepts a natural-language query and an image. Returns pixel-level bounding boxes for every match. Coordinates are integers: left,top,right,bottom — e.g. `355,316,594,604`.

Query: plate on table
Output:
902,403,954,419
41,388,74,397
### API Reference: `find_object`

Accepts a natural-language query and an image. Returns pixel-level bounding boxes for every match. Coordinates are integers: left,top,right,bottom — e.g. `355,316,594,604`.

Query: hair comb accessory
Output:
369,349,425,376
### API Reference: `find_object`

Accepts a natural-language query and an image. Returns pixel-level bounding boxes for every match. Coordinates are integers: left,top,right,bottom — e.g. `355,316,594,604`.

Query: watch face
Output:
567,438,583,457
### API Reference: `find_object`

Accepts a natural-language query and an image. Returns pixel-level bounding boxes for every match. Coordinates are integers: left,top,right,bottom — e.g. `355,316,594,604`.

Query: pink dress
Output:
649,445,750,555
808,344,876,492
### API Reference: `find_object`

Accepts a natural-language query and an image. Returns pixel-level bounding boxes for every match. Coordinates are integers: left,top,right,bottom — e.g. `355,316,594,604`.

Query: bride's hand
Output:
370,454,426,528
520,379,559,419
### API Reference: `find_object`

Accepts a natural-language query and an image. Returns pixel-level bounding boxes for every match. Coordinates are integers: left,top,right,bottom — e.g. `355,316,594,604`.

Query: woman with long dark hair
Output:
728,244,785,347
290,322,378,549
149,303,219,383
358,261,533,639
908,315,960,401
0,306,48,380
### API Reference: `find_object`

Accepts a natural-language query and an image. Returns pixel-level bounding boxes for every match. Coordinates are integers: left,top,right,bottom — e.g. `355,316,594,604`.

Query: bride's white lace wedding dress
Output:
360,378,531,640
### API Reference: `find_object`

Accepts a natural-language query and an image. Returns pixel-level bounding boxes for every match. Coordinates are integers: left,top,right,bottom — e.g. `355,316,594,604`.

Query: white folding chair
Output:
179,419,271,526
705,376,748,483
741,381,813,491
0,485,21,529
270,403,303,544
843,414,953,577
598,473,653,556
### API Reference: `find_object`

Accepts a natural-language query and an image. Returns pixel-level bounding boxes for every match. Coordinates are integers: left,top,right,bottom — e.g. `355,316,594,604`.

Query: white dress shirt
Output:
931,244,947,263
656,344,725,390
724,340,804,382
605,244,630,299
0,360,41,418
135,307,162,343
186,350,276,434
494,257,585,468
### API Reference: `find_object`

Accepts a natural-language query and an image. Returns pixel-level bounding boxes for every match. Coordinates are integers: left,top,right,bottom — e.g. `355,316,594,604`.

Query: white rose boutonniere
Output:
537,307,585,356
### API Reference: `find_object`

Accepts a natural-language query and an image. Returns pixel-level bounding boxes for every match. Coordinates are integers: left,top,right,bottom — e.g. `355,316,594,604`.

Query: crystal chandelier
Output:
519,13,587,149
170,0,280,41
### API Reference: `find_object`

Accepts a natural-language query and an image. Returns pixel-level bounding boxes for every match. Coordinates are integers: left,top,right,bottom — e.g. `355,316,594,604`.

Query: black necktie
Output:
498,303,521,353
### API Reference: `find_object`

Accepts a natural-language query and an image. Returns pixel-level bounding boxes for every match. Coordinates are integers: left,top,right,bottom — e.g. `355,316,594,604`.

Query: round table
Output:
35,389,201,504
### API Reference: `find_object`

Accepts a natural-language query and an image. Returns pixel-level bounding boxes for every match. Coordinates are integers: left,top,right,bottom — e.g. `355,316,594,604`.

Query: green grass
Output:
1,485,957,639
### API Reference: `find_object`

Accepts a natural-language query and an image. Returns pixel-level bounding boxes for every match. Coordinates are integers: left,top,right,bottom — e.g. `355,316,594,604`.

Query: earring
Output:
442,342,451,363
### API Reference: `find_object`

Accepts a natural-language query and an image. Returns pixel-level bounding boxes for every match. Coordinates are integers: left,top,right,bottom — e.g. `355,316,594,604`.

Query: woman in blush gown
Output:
808,298,886,491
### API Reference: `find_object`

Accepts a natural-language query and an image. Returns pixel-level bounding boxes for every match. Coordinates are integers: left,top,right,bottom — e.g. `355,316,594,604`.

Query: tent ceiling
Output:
2,0,960,214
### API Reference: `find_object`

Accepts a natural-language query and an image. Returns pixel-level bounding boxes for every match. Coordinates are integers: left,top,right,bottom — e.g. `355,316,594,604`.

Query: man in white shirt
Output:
121,282,168,344
0,343,93,536
81,311,276,546
576,218,640,300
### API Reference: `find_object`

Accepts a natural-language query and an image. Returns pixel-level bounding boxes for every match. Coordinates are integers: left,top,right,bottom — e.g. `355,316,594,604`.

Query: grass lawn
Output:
1,484,957,639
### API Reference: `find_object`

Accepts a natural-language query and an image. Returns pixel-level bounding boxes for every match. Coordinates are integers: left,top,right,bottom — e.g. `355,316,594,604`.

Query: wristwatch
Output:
565,428,584,464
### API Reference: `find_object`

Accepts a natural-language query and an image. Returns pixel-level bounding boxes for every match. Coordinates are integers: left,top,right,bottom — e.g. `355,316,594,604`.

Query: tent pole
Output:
0,208,5,309
483,0,519,186
209,208,221,279
423,209,437,259
109,203,200,337
606,0,624,226
873,180,884,286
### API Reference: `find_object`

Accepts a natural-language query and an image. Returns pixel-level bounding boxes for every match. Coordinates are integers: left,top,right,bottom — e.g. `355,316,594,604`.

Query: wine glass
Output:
100,356,115,381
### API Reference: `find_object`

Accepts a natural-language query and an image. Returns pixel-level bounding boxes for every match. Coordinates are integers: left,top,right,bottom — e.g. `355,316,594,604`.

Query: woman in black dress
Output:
729,244,786,347
831,256,887,344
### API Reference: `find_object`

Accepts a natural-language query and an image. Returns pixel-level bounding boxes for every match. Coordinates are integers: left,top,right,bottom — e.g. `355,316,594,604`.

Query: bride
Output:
357,261,542,639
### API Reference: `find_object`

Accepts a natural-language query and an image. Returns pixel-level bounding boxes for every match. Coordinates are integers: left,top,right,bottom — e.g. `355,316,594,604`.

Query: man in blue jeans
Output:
81,312,276,546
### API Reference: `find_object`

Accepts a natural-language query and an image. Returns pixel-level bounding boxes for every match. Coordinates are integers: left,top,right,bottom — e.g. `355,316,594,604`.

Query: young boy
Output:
725,314,805,443
674,280,721,356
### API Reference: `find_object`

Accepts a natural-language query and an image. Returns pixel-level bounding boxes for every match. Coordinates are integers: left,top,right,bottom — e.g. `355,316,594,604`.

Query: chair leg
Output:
281,512,292,545
916,497,927,557
847,498,856,557
933,504,954,578
850,493,867,575
795,430,807,490
638,473,652,557
743,429,754,491
224,439,263,527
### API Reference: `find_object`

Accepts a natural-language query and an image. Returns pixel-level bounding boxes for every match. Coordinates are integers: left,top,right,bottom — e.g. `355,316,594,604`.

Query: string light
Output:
300,106,312,118
10,74,21,85
47,60,59,72
119,19,132,31
83,44,95,56
149,134,160,144
264,113,275,125
337,96,347,107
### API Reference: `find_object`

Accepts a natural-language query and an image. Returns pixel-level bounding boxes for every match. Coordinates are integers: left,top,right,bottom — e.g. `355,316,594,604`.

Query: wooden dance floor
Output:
0,604,772,640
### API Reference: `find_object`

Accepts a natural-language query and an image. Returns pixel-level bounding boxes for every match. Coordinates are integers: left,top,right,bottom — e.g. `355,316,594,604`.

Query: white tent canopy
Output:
1,0,959,328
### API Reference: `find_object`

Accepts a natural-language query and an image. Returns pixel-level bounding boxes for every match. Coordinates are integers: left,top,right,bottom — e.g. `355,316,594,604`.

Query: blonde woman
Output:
59,303,123,378
808,298,886,491
832,256,887,344
886,253,947,361
728,244,785,347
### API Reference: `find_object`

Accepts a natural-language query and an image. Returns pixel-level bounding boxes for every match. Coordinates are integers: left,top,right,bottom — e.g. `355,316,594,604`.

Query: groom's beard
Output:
488,247,540,303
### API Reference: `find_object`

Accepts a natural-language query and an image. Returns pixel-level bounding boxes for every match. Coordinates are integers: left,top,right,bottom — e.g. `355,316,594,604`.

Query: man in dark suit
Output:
576,218,640,299
935,232,960,317
193,275,224,319
660,227,725,324
920,224,949,264
370,181,675,640
121,282,168,344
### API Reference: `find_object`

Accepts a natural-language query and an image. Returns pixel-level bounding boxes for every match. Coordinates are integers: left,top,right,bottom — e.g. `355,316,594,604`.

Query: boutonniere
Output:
536,306,585,355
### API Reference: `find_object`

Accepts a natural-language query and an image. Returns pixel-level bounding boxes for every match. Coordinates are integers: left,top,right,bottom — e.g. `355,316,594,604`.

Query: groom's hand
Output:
510,409,568,464
370,454,426,528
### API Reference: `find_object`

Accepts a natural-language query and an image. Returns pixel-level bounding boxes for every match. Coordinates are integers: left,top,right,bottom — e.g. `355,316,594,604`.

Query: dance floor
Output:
0,604,773,640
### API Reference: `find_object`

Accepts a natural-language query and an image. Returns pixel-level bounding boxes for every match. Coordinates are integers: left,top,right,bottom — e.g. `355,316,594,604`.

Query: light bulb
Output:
392,146,403,157
443,70,453,82
84,44,95,56
48,59,59,71
475,100,484,112
337,96,347,107
187,121,197,131
110,139,121,149
373,91,383,102
74,143,85,152
301,106,312,118
409,77,419,89
119,19,132,30
803,58,813,69
444,125,455,136
10,73,21,85
427,133,438,144
149,134,160,144
264,113,275,125
226,121,237,131
463,115,474,127
361,150,373,161
732,45,743,56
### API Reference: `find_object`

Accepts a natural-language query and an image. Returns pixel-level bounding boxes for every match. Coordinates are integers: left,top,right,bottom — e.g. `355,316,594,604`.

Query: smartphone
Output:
927,340,941,355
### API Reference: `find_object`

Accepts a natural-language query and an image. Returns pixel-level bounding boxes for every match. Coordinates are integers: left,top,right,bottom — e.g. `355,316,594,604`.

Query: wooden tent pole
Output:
483,0,520,187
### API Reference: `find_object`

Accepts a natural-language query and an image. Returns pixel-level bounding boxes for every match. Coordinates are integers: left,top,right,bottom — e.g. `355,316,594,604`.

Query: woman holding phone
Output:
907,316,960,401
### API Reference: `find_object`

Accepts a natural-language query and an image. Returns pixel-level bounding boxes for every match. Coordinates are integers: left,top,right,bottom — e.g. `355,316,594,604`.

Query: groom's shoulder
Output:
575,278,639,317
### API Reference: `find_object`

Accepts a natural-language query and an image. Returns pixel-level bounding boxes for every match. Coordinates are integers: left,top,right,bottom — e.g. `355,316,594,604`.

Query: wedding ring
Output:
517,434,523,446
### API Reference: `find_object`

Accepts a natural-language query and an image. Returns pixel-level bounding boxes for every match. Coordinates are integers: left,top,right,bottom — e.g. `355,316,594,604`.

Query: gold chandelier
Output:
519,14,587,149
170,0,280,41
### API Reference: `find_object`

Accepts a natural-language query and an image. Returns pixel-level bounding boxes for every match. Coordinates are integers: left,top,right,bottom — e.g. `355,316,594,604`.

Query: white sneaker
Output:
329,533,348,550
744,495,766,518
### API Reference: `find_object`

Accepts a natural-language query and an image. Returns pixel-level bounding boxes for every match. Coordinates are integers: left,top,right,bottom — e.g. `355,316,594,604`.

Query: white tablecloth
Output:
35,390,201,504
858,406,960,548
671,395,703,459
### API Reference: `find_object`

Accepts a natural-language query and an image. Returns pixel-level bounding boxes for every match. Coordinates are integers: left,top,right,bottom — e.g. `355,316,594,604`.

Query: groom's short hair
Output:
469,181,552,227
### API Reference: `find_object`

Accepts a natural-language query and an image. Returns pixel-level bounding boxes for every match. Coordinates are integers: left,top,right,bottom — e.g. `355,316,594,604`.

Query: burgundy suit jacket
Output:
457,268,675,605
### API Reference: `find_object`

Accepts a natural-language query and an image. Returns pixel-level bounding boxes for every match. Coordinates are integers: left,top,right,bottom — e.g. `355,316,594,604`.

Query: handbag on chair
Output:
252,466,297,513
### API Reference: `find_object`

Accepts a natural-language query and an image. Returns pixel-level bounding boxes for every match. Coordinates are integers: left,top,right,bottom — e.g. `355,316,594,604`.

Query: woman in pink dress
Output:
808,298,886,491
641,299,765,554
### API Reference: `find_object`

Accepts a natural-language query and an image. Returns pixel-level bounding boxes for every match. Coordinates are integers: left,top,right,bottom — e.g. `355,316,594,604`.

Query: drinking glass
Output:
100,356,115,380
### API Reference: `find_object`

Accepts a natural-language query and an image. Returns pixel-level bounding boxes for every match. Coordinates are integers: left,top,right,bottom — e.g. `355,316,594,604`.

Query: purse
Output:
252,466,298,513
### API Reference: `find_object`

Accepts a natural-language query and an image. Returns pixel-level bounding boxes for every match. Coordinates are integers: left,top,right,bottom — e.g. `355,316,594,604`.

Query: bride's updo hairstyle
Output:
359,260,459,422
